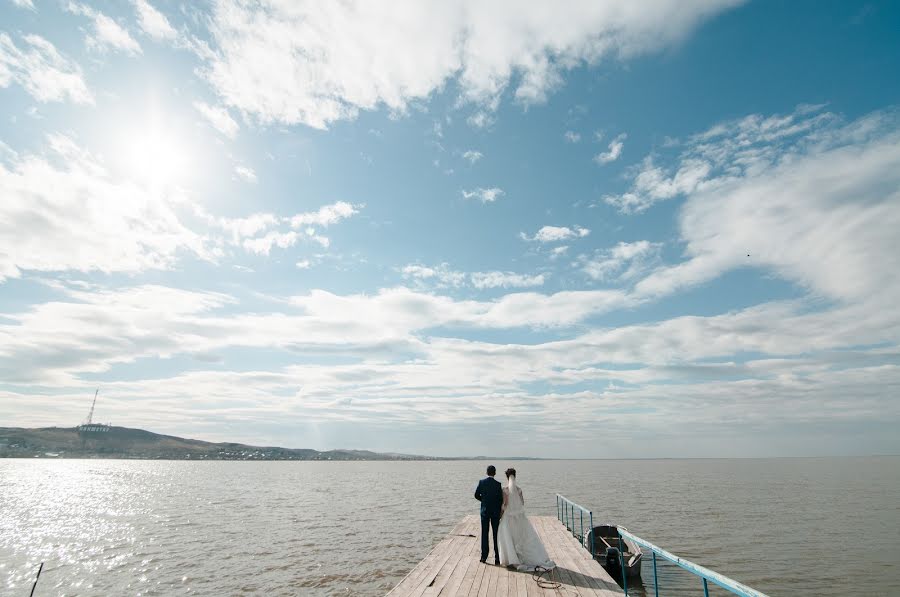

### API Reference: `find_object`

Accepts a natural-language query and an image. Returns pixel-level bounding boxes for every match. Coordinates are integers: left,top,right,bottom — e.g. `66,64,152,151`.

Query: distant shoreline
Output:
2,427,895,461
0,426,545,461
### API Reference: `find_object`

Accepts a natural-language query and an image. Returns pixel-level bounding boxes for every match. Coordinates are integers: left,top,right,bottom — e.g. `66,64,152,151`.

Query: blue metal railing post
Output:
589,511,594,556
652,551,659,597
570,504,574,536
618,534,628,595
580,509,583,547
704,578,710,597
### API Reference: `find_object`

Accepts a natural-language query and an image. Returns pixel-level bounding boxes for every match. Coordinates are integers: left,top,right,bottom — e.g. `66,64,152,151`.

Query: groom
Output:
474,465,503,564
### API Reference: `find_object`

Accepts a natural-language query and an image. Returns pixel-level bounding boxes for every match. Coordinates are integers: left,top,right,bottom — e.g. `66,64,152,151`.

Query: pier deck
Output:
387,515,622,596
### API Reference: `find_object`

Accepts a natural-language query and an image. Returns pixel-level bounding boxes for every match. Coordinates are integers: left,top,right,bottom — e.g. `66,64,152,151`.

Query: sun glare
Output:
123,124,189,188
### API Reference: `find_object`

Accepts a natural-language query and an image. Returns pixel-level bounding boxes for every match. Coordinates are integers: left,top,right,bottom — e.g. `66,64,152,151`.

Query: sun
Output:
123,124,188,187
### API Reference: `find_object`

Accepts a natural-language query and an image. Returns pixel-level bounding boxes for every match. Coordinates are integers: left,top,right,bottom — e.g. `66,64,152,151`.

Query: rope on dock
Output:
532,565,561,590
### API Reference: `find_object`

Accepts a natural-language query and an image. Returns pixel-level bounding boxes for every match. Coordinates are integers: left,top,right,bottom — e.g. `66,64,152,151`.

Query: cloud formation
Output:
133,0,177,41
66,3,143,55
604,105,837,214
200,0,742,128
0,134,203,281
594,132,626,164
401,263,545,290
0,33,93,103
462,150,483,164
521,225,590,243
579,241,660,281
193,100,239,137
462,187,504,203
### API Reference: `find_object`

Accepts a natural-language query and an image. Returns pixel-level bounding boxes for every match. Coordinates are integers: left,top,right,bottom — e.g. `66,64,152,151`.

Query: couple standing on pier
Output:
474,465,556,571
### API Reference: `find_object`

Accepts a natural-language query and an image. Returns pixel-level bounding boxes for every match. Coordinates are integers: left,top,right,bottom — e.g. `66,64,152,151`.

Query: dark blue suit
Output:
474,476,503,562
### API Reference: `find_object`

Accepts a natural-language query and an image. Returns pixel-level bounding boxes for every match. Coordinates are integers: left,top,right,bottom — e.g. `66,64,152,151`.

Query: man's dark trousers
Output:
474,475,503,562
480,510,500,562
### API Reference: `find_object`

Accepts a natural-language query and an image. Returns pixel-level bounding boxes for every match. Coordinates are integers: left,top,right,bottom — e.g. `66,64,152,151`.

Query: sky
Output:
1,0,899,458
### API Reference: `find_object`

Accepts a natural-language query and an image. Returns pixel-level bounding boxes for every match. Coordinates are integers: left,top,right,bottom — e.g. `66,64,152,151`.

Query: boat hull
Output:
584,525,642,578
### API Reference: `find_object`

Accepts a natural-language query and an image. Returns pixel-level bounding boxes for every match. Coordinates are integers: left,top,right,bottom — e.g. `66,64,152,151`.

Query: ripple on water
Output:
1,458,898,596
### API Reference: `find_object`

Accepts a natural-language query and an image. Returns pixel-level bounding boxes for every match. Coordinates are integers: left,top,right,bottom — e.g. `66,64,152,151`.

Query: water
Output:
1,458,898,596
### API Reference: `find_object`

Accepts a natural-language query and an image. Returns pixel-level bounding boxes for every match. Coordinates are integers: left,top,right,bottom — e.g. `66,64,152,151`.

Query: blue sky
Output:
1,0,899,457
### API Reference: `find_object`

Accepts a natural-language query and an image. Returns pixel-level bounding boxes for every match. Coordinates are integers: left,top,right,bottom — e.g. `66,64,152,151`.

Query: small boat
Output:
584,524,643,579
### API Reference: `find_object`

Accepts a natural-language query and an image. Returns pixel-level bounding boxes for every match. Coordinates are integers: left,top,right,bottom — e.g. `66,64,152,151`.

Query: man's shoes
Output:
479,558,486,564
494,559,500,566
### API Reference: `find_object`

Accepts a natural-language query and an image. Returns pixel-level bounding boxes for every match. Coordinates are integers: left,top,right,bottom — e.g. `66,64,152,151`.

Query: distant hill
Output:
0,426,441,461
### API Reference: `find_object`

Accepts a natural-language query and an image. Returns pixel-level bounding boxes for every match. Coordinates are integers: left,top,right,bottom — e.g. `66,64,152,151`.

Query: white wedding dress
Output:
497,477,555,571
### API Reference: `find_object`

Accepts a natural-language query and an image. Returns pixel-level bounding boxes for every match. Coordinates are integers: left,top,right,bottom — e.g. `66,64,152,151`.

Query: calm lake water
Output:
1,458,898,596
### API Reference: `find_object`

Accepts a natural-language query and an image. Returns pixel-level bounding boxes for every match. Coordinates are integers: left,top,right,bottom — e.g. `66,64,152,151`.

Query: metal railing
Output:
555,494,770,597
557,494,594,556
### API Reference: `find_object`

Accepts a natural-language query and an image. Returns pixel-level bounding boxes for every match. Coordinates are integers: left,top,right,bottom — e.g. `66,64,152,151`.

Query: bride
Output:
497,468,556,571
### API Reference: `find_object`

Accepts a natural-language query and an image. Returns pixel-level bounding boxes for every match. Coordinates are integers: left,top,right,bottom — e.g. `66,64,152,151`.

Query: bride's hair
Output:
505,467,516,478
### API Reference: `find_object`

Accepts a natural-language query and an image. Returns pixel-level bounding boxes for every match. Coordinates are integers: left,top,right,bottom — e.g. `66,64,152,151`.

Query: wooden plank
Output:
464,555,488,597
533,516,604,597
388,517,471,596
495,561,510,597
456,518,486,596
430,519,479,597
537,517,621,596
420,533,473,596
408,536,469,597
513,565,528,597
389,535,462,597
387,515,622,597
483,558,499,597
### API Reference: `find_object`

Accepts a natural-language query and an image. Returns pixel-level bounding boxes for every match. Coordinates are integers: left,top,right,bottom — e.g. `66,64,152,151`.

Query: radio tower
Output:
78,388,110,437
85,388,99,425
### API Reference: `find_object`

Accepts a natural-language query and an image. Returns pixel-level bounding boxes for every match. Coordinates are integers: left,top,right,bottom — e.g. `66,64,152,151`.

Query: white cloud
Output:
579,240,660,281
204,201,361,256
235,165,256,183
402,263,545,290
200,0,742,128
289,201,360,228
208,213,278,244
0,33,93,104
3,281,898,447
467,111,495,129
66,4,143,55
470,271,545,289
462,187,504,203
402,263,466,288
10,0,35,10
295,259,311,269
242,231,299,255
521,225,590,243
564,130,581,143
193,100,239,138
92,13,142,54
462,150,483,163
604,105,839,214
594,132,626,164
630,108,900,305
133,0,177,41
0,134,205,281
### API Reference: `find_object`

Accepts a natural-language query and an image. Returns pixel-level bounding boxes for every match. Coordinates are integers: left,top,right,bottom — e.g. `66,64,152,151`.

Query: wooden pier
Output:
387,515,623,596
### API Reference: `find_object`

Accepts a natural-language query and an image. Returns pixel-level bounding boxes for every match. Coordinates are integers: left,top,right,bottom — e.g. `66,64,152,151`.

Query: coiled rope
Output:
532,565,561,589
